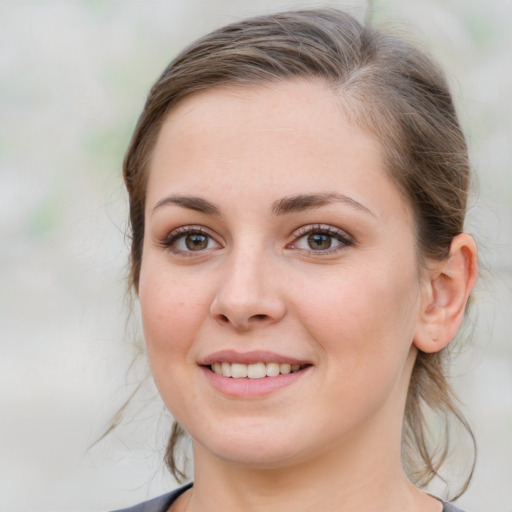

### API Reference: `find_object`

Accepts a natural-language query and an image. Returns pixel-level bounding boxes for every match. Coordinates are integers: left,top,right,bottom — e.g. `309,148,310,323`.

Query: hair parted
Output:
123,8,475,499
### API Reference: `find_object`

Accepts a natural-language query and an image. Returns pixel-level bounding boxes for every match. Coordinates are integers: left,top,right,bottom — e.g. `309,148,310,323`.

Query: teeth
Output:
231,363,248,378
279,363,291,374
210,361,305,378
221,361,232,377
266,362,280,377
247,363,266,379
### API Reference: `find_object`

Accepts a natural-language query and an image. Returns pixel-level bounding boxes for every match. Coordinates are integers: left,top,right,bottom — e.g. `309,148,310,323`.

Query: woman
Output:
114,8,477,512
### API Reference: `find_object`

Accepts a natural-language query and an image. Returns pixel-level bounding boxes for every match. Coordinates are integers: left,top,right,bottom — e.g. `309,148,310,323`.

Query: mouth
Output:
208,361,309,379
199,351,312,395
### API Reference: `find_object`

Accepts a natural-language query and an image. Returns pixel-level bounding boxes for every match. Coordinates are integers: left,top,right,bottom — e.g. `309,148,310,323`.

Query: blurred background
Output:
0,0,510,511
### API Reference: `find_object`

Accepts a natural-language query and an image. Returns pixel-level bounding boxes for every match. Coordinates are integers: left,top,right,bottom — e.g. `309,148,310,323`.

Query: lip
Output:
200,364,311,398
198,350,313,398
199,349,311,366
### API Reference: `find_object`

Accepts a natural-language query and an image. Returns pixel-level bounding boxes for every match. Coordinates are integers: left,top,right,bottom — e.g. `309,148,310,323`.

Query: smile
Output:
210,362,305,379
200,351,312,397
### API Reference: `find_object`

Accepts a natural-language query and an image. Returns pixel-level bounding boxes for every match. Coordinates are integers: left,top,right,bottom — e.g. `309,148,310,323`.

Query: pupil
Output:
186,234,208,251
308,233,331,250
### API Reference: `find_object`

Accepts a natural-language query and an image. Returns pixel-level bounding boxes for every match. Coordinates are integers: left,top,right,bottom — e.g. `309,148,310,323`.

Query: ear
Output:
414,233,478,353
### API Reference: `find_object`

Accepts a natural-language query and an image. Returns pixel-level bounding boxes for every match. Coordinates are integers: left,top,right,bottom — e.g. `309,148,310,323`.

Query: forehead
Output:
151,81,375,175
147,80,411,224
156,80,362,148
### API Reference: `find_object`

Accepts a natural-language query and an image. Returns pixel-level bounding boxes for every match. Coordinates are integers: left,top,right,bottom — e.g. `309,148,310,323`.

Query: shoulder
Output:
110,483,193,512
442,502,466,512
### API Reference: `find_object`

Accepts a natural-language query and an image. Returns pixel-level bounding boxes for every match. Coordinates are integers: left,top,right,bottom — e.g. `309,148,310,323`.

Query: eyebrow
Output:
272,192,375,216
152,195,221,216
151,192,374,217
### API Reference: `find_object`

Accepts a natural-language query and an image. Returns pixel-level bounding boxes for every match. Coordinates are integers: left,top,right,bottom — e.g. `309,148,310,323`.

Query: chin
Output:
206,442,302,469
190,416,320,470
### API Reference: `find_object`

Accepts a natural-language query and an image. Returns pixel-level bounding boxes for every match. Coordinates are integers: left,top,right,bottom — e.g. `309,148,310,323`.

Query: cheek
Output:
294,261,420,368
138,268,211,419
138,264,208,368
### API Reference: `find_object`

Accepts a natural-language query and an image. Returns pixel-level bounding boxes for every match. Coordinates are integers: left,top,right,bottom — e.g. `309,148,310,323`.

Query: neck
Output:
184,426,437,512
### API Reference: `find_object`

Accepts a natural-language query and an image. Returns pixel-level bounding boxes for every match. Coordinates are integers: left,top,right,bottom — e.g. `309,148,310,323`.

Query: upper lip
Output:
199,350,312,366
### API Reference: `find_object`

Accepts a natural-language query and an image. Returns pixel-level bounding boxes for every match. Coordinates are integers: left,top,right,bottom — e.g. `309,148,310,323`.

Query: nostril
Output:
219,314,229,323
251,314,268,320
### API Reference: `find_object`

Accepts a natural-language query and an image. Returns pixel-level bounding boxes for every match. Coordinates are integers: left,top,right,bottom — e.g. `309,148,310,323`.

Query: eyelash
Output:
160,224,354,256
288,224,354,254
161,225,221,256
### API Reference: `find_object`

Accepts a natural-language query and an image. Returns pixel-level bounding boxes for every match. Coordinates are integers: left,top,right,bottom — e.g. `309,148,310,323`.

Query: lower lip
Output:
200,366,311,398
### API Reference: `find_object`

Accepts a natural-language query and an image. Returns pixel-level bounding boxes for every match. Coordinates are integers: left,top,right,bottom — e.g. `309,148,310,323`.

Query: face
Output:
139,80,426,469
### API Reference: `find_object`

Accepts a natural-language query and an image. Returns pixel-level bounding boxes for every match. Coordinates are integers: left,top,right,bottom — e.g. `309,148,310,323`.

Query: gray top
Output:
111,483,466,512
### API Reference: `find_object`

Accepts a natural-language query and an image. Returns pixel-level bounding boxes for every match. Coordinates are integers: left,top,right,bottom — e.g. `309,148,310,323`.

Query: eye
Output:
290,225,353,253
163,226,221,254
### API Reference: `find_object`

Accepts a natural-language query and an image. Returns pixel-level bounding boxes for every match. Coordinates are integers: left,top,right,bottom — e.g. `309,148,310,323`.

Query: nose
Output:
209,248,286,331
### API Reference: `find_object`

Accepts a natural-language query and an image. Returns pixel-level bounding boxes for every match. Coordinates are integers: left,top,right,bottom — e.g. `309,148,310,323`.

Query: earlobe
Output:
414,233,478,354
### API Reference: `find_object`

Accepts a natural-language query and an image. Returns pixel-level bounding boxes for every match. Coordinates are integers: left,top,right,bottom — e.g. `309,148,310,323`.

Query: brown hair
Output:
123,8,475,498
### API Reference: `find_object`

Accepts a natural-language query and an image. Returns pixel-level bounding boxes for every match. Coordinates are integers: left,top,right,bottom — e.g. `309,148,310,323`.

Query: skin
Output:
138,80,475,511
